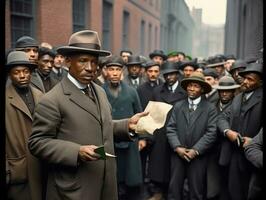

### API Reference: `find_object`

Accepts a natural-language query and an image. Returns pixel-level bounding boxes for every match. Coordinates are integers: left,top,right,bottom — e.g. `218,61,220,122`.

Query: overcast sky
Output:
185,0,227,25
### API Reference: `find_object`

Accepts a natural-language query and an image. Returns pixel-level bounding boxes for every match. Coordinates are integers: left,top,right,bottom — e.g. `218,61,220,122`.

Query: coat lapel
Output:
181,101,190,124
30,71,45,92
7,85,32,120
188,101,205,126
61,78,101,123
241,87,262,114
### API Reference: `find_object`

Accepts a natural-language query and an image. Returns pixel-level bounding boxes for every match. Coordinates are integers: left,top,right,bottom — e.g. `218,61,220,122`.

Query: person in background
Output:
50,46,68,81
229,59,247,85
207,55,226,79
149,49,167,66
28,30,148,200
224,54,236,75
203,68,220,105
6,51,44,200
179,60,199,79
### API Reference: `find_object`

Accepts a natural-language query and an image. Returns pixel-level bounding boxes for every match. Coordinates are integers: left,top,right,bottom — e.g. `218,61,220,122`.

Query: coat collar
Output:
61,77,102,123
30,71,45,92
241,87,262,113
159,84,187,104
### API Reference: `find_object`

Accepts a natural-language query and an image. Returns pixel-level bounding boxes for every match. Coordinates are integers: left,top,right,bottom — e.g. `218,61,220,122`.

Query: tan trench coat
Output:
28,77,132,200
6,84,44,200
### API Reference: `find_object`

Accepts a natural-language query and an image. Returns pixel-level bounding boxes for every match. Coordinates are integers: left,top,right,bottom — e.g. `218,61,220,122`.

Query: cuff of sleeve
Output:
223,129,229,137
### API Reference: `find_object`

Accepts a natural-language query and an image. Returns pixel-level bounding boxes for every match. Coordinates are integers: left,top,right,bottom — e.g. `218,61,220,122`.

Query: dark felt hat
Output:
238,62,263,77
207,55,226,67
57,30,111,56
105,55,125,68
203,68,219,79
225,54,236,61
149,49,167,60
212,76,240,90
6,51,37,71
229,60,247,74
38,47,56,59
143,60,160,69
179,60,199,71
161,61,179,75
126,55,143,66
15,36,39,49
181,71,212,94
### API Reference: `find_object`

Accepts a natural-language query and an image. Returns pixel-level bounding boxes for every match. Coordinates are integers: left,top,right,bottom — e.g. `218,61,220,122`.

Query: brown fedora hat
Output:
181,71,212,94
57,30,111,56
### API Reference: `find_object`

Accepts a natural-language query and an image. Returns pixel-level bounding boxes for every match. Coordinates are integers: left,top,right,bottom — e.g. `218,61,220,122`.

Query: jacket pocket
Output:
8,155,27,184
54,165,81,191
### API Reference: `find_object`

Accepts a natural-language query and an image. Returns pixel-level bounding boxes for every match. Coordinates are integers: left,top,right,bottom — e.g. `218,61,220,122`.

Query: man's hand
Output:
185,149,198,160
128,111,149,131
175,147,190,162
78,145,101,162
243,136,252,148
138,139,147,151
225,130,239,142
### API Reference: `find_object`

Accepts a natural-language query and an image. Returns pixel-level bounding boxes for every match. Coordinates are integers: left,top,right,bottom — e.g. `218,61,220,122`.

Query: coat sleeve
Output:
166,105,182,151
217,104,232,134
244,128,263,169
28,96,80,167
192,104,218,154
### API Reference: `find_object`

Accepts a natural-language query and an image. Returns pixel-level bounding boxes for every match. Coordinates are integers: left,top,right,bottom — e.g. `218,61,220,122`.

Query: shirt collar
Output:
188,96,201,105
67,73,88,89
169,80,179,91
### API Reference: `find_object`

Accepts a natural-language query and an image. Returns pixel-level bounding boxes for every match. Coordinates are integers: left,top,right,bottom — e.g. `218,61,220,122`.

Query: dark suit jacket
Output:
166,98,217,154
30,70,59,93
123,74,146,89
50,68,68,81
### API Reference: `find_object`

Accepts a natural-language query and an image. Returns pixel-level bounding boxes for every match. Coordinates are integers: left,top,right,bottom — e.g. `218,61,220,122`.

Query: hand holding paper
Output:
134,101,173,135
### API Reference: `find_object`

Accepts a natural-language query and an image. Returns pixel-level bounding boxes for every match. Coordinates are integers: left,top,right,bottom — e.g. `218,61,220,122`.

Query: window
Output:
102,1,113,50
122,11,130,49
73,0,87,32
10,0,35,47
140,20,145,54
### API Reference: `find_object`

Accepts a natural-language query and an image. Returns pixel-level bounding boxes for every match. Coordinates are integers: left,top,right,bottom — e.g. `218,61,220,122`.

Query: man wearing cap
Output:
6,51,44,200
28,30,148,200
147,61,187,200
123,55,146,89
179,60,199,79
207,55,226,79
206,76,240,200
102,55,145,200
166,71,217,200
15,36,39,64
50,46,68,81
203,68,220,105
30,47,59,93
149,49,167,66
217,62,263,200
224,54,236,75
229,59,247,85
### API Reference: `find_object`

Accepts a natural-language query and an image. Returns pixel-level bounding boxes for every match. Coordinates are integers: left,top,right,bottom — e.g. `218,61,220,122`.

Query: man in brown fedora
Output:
166,71,217,200
28,30,148,200
5,51,44,200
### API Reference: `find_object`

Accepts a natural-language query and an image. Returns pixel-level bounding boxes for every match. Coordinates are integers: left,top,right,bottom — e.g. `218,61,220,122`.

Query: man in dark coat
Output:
147,61,187,200
28,30,148,200
50,46,68,81
102,55,144,200
6,51,44,200
166,71,217,200
217,62,263,200
207,76,240,200
30,47,59,93
203,68,220,105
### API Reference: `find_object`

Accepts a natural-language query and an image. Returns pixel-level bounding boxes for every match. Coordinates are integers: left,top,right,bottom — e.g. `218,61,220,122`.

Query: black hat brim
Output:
149,53,167,60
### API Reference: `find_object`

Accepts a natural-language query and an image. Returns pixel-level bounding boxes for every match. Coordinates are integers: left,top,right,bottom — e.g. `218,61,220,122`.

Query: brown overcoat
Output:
6,84,44,200
28,77,132,200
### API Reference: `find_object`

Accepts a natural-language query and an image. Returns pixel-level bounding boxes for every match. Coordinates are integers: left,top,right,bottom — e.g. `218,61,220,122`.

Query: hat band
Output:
69,43,100,50
219,82,234,86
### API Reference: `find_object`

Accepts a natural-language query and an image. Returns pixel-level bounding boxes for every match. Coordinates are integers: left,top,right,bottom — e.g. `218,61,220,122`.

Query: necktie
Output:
242,93,248,103
133,79,138,88
82,86,95,102
189,102,195,112
169,86,173,93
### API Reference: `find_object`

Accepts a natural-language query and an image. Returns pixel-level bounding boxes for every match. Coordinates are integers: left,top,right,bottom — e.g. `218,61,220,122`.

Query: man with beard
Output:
6,51,44,199
147,61,187,200
217,62,263,200
166,71,217,200
30,47,59,93
102,55,144,200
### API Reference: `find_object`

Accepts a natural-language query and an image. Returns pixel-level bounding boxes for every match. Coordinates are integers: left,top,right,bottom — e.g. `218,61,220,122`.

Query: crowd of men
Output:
5,29,263,200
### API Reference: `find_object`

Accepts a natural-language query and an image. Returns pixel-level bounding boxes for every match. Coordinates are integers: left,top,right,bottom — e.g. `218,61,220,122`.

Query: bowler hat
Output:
207,55,226,67
15,36,39,49
179,61,199,71
149,49,167,60
225,54,236,61
105,55,125,68
212,76,240,90
181,71,212,94
57,30,111,56
244,55,258,64
6,51,37,71
203,68,219,79
229,60,247,74
161,61,179,75
144,60,160,69
126,55,143,66
238,62,263,77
